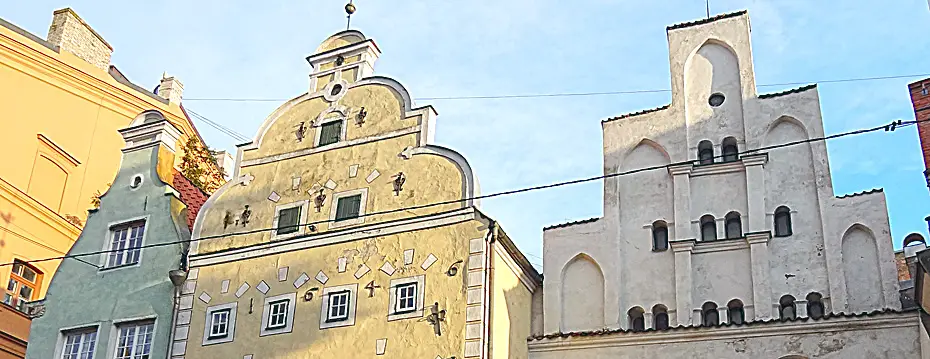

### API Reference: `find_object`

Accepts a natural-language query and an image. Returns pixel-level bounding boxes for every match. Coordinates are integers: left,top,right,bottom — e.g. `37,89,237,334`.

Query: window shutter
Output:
319,121,343,146
277,207,301,234
335,195,362,221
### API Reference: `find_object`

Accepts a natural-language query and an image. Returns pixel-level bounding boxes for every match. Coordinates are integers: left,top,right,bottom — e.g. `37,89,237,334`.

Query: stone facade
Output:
46,8,112,71
530,11,924,359
171,31,539,359
25,111,207,359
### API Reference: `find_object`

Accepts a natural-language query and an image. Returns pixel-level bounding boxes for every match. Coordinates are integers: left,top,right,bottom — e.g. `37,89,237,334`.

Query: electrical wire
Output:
182,73,930,102
186,109,250,142
0,118,921,268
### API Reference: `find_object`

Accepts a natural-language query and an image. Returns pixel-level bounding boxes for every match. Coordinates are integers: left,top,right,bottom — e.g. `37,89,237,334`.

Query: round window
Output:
708,93,725,107
330,84,344,97
130,175,143,189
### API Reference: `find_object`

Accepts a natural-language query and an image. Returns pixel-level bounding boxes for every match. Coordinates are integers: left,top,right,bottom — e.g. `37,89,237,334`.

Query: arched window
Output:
628,307,645,332
727,299,745,325
774,206,792,237
702,302,719,326
652,221,669,251
806,292,825,319
722,137,739,162
779,295,797,320
700,215,717,241
698,140,714,165
725,212,742,239
652,305,669,330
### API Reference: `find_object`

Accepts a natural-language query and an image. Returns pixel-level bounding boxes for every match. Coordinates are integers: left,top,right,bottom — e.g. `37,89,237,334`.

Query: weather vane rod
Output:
705,0,710,18
345,0,356,30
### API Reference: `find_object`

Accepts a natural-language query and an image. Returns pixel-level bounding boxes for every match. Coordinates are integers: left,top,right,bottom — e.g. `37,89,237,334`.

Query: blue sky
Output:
6,1,930,268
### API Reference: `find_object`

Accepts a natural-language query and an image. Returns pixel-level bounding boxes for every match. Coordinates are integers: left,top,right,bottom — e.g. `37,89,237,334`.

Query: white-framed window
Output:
60,327,98,359
272,201,309,240
203,302,237,346
114,321,154,359
388,275,425,321
104,220,146,269
260,292,296,336
329,188,368,228
320,284,358,329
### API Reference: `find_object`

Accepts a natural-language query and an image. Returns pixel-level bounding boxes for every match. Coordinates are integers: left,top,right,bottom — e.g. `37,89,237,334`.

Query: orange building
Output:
0,8,220,356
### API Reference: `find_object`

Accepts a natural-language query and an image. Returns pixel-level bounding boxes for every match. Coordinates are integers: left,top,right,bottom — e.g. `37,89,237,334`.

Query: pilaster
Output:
670,239,695,326
746,231,773,320
668,164,694,240
742,153,768,232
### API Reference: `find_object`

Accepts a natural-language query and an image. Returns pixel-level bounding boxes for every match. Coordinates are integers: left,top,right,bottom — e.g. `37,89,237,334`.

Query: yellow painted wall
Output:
490,242,534,359
0,21,200,302
186,220,487,359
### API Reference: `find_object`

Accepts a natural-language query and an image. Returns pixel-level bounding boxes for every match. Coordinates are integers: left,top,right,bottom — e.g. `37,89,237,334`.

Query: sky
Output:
6,0,930,269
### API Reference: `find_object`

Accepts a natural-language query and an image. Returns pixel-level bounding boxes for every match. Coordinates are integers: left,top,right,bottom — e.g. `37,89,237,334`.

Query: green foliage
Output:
180,137,226,193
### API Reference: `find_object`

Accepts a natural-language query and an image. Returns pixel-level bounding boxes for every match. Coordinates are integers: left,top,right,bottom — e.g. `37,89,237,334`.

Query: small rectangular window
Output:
327,291,351,322
114,321,154,359
61,328,97,359
209,309,231,339
396,283,417,313
276,207,301,235
267,300,289,329
106,221,145,268
335,195,362,221
318,121,342,146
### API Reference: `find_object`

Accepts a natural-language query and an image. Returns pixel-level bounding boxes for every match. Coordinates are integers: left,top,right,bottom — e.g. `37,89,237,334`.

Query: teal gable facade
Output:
26,110,204,359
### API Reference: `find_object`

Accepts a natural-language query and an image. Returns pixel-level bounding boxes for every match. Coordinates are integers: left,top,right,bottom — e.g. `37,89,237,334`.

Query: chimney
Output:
213,150,235,181
908,78,930,191
46,8,113,71
158,73,185,104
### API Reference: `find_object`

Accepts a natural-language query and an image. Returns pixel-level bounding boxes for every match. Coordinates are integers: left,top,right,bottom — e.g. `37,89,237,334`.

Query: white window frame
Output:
313,116,348,148
56,324,99,359
329,188,368,228
202,302,238,346
260,292,296,337
320,283,358,329
272,200,309,240
110,319,156,359
100,216,149,270
387,275,425,321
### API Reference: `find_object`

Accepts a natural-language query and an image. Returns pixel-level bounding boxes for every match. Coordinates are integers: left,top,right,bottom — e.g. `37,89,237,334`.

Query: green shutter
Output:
319,121,342,146
276,207,301,235
335,195,362,221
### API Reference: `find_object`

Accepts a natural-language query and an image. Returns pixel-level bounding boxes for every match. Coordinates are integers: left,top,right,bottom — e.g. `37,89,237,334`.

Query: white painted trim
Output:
312,115,348,148
99,215,151,270
387,275,426,321
319,283,359,329
492,241,538,292
129,173,144,190
190,208,475,267
242,126,420,168
202,301,238,346
527,312,916,351
690,160,745,177
400,145,478,208
329,188,369,228
260,292,297,337
271,200,310,240
322,79,349,102
106,316,158,359
54,323,101,359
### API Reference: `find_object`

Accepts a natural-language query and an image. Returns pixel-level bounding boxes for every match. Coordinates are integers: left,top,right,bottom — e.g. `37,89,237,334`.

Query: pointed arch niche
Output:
842,224,883,312
684,39,745,144
560,253,605,331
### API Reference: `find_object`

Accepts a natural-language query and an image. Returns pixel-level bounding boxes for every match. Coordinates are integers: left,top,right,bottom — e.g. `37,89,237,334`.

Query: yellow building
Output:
0,8,213,317
172,31,541,359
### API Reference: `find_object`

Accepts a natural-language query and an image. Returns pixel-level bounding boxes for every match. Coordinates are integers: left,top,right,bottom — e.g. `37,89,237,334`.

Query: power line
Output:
186,109,250,142
182,73,930,102
0,118,918,268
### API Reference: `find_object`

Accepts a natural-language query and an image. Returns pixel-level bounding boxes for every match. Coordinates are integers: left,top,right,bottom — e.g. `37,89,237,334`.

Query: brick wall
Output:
46,8,112,70
909,78,930,185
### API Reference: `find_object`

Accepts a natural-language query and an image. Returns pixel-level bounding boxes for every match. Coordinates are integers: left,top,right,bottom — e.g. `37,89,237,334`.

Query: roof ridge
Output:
757,84,817,99
602,104,670,124
666,10,748,31
544,217,600,231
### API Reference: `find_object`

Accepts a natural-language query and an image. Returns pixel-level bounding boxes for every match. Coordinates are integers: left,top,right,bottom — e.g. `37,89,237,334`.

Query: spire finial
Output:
705,0,710,18
345,0,356,30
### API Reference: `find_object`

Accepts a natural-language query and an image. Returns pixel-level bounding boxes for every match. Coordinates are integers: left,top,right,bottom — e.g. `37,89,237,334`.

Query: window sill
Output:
691,160,745,177
387,308,424,321
692,237,748,254
98,262,141,272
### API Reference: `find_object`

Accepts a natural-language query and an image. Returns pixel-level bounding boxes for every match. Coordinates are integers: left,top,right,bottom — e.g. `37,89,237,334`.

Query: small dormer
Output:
306,30,381,95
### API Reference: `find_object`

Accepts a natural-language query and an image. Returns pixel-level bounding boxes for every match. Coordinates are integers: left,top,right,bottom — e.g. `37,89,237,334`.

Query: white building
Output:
529,11,930,359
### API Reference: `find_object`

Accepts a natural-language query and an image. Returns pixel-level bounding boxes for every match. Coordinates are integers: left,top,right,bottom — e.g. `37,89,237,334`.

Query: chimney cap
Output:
51,8,113,50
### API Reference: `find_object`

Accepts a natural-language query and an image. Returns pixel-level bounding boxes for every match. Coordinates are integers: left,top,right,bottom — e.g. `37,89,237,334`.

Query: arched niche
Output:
560,253,605,331
842,224,883,312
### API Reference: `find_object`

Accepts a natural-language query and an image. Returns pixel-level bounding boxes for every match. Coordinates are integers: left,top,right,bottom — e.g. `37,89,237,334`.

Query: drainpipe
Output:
167,268,188,359
481,220,497,359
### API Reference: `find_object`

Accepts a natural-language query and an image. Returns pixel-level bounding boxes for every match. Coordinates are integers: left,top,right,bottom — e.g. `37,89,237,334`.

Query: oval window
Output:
709,93,725,107
330,84,344,97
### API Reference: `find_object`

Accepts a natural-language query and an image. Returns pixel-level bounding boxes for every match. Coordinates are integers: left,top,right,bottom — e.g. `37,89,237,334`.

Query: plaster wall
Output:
490,242,534,359
25,142,188,359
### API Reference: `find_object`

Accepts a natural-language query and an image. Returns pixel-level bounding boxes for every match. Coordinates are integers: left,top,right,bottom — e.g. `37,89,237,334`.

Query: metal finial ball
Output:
345,2,356,15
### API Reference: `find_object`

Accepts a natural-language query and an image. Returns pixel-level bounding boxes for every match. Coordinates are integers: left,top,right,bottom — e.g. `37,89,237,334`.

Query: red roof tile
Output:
172,171,209,230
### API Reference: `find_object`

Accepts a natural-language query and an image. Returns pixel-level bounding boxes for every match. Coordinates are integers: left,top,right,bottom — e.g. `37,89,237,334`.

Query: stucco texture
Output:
184,219,485,359
491,243,533,359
